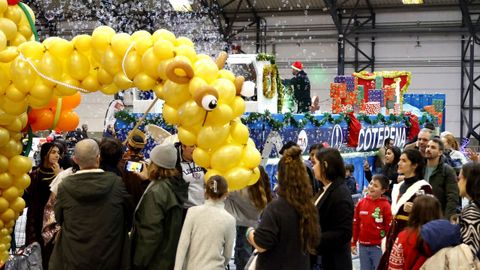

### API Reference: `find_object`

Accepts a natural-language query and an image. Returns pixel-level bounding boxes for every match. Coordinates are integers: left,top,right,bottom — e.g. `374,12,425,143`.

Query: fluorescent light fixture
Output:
168,0,192,12
402,0,423,4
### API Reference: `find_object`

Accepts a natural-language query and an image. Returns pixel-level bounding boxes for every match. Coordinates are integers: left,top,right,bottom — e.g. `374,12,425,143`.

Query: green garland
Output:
115,110,174,129
241,111,436,130
256,53,276,64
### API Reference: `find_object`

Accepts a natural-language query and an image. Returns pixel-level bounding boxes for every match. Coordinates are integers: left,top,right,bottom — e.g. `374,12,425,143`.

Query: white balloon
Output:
241,80,255,98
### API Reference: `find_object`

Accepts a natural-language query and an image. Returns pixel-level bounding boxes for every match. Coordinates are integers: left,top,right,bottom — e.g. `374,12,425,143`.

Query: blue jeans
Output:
359,244,382,270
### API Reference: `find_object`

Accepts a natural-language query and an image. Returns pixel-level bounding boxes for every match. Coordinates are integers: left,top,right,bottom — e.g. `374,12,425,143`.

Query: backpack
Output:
420,244,480,270
443,151,462,175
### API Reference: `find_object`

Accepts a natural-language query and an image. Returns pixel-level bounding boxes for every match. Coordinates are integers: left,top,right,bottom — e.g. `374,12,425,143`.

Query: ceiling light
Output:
168,0,192,12
402,0,424,4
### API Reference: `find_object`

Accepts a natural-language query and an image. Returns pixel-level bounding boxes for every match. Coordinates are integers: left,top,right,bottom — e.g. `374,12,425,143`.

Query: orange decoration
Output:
62,92,81,110
55,110,79,131
28,109,54,131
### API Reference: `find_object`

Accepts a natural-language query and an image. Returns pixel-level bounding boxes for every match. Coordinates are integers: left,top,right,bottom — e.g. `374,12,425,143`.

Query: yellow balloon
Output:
178,100,206,127
18,24,32,40
162,104,180,125
38,52,62,85
218,70,236,82
5,5,21,24
19,41,44,60
9,197,25,213
0,209,14,223
192,147,211,168
113,73,134,89
204,169,222,183
100,84,119,95
188,77,208,96
212,78,236,104
30,81,54,101
242,145,261,170
152,29,176,44
0,128,9,147
224,167,252,191
97,68,113,85
162,81,191,107
230,121,249,145
91,26,116,53
0,139,22,157
0,0,7,14
10,33,26,47
111,32,132,57
2,186,18,202
48,38,74,59
153,84,164,99
193,58,218,83
55,75,79,96
132,31,152,56
68,51,90,80
175,45,196,62
10,58,36,93
4,117,24,132
0,46,19,63
153,40,174,61
142,48,160,78
13,173,30,190
0,110,14,126
0,198,8,214
197,125,230,151
156,59,172,81
248,167,260,185
175,36,194,48
0,173,12,189
0,18,17,40
72,34,92,52
124,51,142,79
231,96,246,118
9,131,22,141
0,66,9,93
211,144,242,172
0,31,6,52
0,97,27,116
205,104,233,126
133,72,156,91
102,47,122,75
5,84,26,103
178,126,197,146
81,73,101,92
8,155,32,176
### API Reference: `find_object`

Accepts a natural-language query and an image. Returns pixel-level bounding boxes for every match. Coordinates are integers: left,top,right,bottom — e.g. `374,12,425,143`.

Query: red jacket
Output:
352,195,392,246
388,229,431,270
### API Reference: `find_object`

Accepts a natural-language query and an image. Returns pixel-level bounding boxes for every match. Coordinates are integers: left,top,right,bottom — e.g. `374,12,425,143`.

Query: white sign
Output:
330,124,344,149
356,126,406,152
297,130,308,153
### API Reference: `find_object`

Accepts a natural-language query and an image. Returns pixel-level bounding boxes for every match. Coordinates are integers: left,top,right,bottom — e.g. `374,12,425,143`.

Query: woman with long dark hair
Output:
364,146,401,198
246,146,320,269
377,149,433,270
312,147,354,269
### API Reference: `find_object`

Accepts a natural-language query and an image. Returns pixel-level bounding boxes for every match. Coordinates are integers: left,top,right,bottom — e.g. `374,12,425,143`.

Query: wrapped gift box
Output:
334,75,346,83
365,102,381,115
423,105,436,114
330,83,347,98
394,103,401,115
331,97,342,113
386,100,395,109
346,76,356,91
342,104,353,113
368,89,384,106
375,75,383,89
357,85,365,104
432,99,444,112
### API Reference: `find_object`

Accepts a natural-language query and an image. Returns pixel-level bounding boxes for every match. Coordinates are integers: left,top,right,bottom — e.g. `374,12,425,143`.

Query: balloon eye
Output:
201,95,218,111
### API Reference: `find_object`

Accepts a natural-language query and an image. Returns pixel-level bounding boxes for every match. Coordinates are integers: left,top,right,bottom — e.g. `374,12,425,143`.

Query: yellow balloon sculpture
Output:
0,1,261,263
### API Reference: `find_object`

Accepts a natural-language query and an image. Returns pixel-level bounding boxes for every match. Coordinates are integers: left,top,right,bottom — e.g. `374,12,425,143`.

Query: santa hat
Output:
291,61,303,71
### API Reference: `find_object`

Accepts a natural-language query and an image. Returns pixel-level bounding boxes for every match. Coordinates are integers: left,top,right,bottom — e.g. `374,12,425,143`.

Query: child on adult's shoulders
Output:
352,174,392,270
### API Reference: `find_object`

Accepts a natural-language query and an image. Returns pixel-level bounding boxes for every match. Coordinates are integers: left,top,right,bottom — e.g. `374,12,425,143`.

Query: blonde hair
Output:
442,134,459,150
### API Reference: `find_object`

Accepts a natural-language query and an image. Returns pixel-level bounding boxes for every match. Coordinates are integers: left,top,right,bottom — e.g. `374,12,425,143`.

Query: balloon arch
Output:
0,0,261,262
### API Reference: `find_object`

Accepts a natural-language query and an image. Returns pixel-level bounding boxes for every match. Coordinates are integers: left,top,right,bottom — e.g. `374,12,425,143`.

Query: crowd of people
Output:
17,123,480,270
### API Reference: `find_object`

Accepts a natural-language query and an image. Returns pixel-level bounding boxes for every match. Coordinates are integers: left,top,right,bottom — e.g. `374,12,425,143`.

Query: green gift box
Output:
432,99,444,112
375,76,383,89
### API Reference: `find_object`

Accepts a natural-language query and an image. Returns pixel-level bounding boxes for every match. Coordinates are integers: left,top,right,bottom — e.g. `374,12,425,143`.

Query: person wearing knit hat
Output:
127,129,146,150
289,61,311,113
132,143,189,270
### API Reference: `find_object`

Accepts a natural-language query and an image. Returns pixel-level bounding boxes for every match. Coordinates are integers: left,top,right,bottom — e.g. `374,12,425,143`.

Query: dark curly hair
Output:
278,146,320,254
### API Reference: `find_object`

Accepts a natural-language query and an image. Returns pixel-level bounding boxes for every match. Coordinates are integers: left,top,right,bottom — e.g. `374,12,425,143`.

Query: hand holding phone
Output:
126,161,144,173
